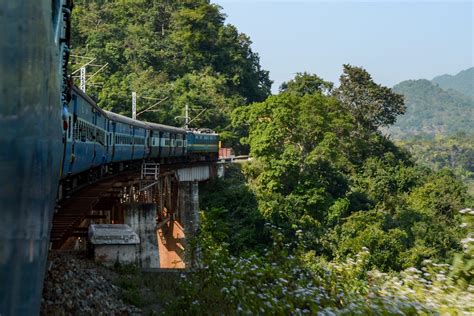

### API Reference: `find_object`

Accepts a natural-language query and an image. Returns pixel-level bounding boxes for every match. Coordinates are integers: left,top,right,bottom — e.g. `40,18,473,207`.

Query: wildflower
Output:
405,266,421,275
461,237,474,244
459,208,472,214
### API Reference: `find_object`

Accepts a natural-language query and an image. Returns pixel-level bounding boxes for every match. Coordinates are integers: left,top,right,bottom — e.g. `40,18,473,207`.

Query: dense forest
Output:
397,135,474,195
73,1,473,314
389,78,473,138
432,67,474,98
72,0,271,148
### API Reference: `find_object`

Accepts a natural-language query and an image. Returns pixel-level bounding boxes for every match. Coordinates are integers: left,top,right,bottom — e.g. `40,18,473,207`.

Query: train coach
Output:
61,86,218,187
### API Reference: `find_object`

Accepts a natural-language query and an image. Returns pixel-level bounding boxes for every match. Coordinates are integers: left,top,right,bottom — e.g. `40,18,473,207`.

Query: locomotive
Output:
60,86,219,192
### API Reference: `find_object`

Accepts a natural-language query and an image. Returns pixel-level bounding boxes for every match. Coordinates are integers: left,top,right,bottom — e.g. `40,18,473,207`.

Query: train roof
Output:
72,86,210,135
145,121,187,134
104,110,187,133
103,110,150,129
72,85,108,116
186,128,219,136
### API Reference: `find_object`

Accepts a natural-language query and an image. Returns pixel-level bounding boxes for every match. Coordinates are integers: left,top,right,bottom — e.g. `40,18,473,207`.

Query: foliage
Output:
279,72,333,96
389,79,474,138
432,67,474,98
162,227,474,315
231,70,469,271
71,0,271,145
199,165,270,255
335,64,406,131
451,207,474,286
397,134,474,194
77,3,473,308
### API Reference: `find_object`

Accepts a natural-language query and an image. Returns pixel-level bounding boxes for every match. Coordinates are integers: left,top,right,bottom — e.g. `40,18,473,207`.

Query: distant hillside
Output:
432,67,474,98
389,79,473,138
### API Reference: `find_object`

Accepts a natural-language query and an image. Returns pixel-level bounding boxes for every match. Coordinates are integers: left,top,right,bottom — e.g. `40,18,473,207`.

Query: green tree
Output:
335,64,405,130
233,88,354,248
279,72,333,96
71,0,271,134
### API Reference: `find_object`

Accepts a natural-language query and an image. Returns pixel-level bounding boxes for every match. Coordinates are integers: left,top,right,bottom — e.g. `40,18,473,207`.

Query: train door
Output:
183,133,188,156
145,129,150,159
157,131,163,158
111,121,116,161
105,119,110,162
176,133,183,156
172,133,177,157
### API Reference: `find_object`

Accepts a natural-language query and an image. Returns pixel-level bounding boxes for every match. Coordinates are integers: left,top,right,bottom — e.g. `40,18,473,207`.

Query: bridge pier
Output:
123,203,160,268
51,164,215,269
177,181,200,267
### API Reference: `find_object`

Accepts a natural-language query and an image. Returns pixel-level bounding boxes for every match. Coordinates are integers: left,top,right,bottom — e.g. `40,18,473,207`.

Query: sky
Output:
212,0,474,93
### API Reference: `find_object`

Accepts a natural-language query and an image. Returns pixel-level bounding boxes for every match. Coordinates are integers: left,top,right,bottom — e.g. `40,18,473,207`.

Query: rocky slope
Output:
41,251,142,315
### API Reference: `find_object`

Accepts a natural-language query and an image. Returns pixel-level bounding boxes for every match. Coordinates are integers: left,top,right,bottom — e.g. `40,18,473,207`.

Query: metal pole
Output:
132,92,137,120
185,104,189,128
80,67,86,92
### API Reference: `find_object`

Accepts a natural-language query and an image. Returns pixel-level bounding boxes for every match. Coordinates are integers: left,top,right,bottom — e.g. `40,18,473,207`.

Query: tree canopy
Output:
231,69,469,271
335,64,406,131
69,4,473,313
71,0,271,144
390,79,474,138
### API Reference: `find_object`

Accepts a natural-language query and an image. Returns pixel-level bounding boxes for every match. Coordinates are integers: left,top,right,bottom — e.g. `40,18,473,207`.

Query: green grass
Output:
114,264,186,314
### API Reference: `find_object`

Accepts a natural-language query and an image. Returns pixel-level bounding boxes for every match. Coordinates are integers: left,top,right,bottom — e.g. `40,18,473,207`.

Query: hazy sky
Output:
212,0,473,93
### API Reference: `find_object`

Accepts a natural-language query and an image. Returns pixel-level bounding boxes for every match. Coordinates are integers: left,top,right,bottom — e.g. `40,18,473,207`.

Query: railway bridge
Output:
52,162,217,269
0,1,235,314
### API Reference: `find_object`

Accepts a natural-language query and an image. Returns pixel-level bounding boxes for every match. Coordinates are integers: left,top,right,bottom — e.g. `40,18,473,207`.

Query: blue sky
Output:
212,0,473,93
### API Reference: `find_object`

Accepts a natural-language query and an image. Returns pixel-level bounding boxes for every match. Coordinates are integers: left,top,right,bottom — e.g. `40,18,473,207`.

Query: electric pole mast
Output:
185,104,189,128
79,67,86,92
132,92,137,120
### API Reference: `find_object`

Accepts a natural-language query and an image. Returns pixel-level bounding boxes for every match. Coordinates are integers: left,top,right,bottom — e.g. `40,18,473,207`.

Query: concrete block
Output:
88,224,140,245
88,224,140,266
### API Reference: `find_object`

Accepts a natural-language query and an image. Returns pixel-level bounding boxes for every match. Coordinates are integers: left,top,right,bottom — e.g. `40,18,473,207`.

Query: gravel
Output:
41,251,143,315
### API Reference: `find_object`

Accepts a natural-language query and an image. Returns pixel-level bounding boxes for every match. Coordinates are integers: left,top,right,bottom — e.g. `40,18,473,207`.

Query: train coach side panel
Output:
91,111,108,168
64,94,96,175
112,121,133,162
132,126,146,160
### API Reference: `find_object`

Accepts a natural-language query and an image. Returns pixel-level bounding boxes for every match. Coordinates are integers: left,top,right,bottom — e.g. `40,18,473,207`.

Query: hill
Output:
432,67,474,98
389,79,473,138
71,0,271,149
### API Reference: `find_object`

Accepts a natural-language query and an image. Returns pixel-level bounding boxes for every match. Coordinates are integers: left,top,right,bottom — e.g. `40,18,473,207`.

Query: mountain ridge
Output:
432,67,474,98
389,72,473,139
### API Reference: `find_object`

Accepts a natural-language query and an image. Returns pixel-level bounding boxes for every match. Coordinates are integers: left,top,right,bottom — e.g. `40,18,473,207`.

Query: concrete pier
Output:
177,181,200,267
88,224,140,266
123,203,160,268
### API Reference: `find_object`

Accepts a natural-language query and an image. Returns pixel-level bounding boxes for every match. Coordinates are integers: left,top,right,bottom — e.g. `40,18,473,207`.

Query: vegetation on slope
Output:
72,2,473,313
398,134,474,195
72,0,271,147
389,79,473,138
159,68,473,314
230,68,469,271
432,67,474,98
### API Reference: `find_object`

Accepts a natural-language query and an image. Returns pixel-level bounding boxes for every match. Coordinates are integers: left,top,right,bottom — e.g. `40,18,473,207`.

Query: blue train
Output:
1,1,73,314
61,87,219,184
0,1,218,314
